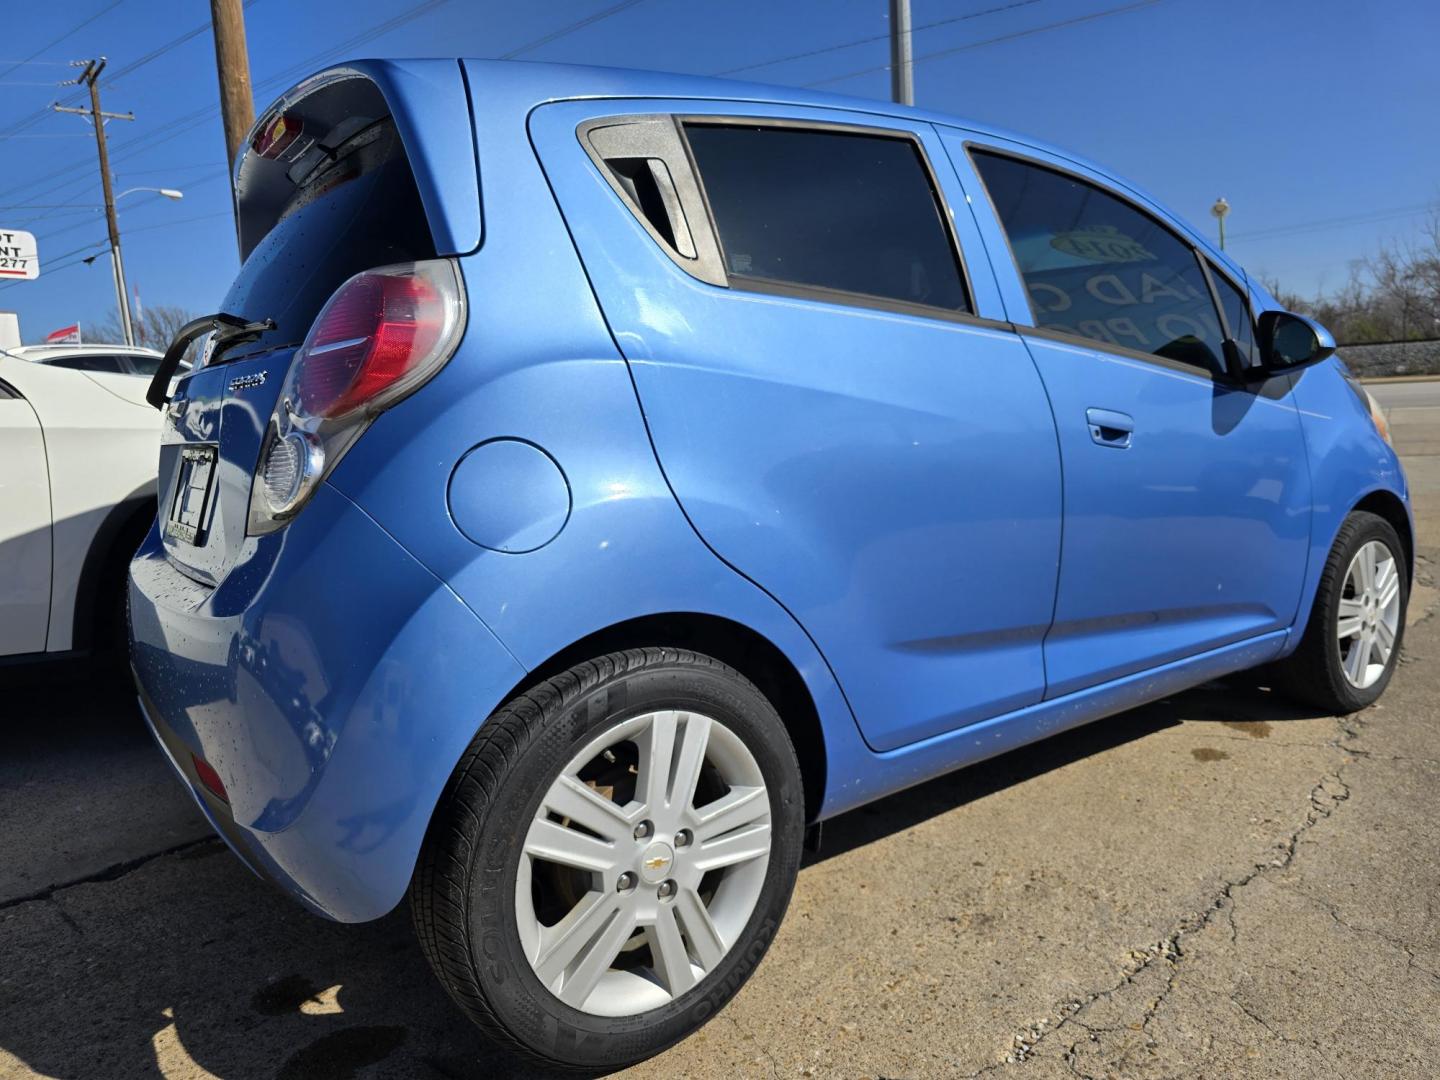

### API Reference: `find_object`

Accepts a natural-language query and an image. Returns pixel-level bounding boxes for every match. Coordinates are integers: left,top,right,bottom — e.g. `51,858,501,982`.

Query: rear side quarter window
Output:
684,122,971,315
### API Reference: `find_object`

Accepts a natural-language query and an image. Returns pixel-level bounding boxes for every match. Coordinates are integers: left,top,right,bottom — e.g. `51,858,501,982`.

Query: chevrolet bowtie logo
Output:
644,856,669,871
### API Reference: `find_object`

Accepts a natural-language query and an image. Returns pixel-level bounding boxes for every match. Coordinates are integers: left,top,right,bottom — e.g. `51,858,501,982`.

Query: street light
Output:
1211,196,1231,250
103,186,185,346
117,187,184,202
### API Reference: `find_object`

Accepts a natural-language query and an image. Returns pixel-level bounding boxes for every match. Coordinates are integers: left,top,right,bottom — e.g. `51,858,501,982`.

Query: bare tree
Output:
1367,209,1440,341
1266,204,1440,344
83,304,198,349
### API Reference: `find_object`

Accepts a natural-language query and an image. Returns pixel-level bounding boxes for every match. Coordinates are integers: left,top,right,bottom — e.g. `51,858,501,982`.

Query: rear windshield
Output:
213,121,435,363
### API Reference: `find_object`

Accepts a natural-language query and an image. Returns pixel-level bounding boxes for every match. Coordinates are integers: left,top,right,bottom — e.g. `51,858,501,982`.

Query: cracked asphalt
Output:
2,392,1436,1079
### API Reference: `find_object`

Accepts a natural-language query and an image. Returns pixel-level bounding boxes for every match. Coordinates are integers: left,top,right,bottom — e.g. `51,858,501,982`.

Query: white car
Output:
0,344,165,660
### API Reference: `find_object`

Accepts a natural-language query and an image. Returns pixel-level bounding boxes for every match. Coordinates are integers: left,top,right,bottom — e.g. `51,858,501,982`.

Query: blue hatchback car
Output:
130,59,1412,1070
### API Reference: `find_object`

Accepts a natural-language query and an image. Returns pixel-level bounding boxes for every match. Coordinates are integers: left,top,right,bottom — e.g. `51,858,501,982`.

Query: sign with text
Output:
0,229,39,280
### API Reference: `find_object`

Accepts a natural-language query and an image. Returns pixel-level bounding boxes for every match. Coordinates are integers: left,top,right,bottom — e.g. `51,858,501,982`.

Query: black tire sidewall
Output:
464,658,804,1071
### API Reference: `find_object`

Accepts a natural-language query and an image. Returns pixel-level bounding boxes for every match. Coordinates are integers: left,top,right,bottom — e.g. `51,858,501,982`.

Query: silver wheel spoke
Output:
675,886,727,971
1359,543,1377,592
637,712,679,813
647,904,697,996
1336,597,1364,639
558,905,639,1008
1377,566,1400,610
693,785,769,843
1345,630,1368,683
542,773,635,841
525,817,617,874
1376,619,1396,657
693,822,771,872
668,714,712,814
534,889,622,986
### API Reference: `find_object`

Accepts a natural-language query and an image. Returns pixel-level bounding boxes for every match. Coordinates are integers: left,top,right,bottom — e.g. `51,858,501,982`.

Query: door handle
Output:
1086,408,1133,449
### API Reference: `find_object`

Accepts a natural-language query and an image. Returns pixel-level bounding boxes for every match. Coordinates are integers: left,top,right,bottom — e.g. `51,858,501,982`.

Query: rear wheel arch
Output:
498,613,828,824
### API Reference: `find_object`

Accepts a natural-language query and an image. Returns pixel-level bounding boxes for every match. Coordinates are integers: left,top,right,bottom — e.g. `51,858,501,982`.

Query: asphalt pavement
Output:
1,381,1437,1079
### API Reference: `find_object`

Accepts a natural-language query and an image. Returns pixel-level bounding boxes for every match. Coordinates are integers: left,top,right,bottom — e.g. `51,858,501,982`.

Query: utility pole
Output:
889,0,914,106
55,58,137,346
209,0,255,176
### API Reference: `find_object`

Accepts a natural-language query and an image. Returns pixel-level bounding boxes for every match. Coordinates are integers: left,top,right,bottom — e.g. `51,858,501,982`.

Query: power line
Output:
499,0,648,59
0,1,127,84
0,239,108,291
1229,203,1436,244
101,0,262,90
7,0,652,223
0,2,261,193
0,211,232,292
805,0,1163,87
715,0,1043,77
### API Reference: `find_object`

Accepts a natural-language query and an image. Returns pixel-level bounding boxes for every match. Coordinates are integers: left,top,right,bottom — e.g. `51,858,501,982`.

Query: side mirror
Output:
1253,310,1336,377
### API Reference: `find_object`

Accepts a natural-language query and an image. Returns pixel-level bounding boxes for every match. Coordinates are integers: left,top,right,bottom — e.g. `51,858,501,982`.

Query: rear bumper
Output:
128,482,526,922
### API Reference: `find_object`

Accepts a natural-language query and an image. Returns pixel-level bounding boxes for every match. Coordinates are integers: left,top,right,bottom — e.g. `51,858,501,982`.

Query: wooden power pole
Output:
209,0,255,174
55,59,137,346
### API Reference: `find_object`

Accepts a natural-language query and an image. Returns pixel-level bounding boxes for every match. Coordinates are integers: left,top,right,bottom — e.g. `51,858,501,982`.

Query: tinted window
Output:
40,353,128,373
685,124,968,312
125,353,164,376
973,151,1224,372
1206,260,1256,366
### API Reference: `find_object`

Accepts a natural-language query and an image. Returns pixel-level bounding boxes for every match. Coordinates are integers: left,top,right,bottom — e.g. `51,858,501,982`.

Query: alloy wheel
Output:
515,709,772,1016
1336,539,1402,689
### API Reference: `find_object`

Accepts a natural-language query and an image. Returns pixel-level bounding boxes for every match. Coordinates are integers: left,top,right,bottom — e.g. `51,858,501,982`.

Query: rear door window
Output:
972,149,1226,374
684,123,970,314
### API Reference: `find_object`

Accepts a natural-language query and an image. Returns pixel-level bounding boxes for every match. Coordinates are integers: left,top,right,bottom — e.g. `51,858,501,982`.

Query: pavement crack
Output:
0,835,220,914
970,704,1362,1072
1283,881,1440,986
1212,988,1297,1045
721,1010,781,1079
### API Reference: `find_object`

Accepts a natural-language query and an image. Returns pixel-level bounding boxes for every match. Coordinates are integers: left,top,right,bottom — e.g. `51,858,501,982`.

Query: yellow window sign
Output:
1050,226,1154,264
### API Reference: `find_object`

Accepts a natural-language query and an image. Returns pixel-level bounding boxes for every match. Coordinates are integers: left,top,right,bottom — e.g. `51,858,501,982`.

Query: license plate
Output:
166,445,217,545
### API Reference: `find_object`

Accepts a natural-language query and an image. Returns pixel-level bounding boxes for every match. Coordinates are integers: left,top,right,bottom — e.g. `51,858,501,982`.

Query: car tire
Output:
411,647,805,1073
1273,511,1408,714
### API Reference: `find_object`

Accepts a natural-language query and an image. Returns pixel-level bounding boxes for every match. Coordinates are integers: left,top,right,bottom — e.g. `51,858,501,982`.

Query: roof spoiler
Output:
233,59,482,263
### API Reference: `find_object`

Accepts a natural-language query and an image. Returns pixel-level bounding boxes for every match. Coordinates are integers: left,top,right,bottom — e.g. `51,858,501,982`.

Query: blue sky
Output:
2,0,1436,342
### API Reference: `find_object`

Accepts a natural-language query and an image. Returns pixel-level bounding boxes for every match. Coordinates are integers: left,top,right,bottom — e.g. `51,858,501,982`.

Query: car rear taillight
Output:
295,272,448,419
247,259,466,534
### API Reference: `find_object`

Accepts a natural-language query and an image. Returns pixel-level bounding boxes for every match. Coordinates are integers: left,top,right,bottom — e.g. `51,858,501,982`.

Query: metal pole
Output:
109,247,132,345
209,0,256,176
889,0,914,106
83,60,134,346
1218,216,1226,251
